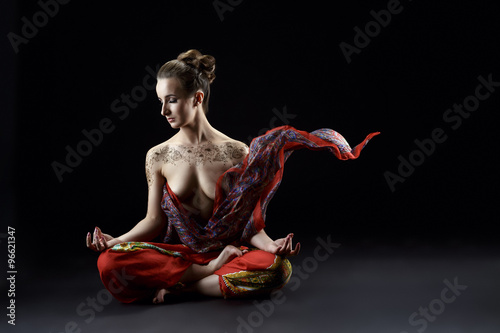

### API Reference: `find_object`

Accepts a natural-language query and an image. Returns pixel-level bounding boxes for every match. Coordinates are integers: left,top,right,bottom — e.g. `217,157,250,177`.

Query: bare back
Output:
146,139,249,224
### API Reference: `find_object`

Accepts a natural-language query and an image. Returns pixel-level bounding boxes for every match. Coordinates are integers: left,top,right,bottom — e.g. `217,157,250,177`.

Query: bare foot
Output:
208,245,247,272
153,288,169,304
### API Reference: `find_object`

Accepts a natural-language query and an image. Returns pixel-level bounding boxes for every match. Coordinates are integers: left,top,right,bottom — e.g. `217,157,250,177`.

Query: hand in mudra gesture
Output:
264,233,301,257
86,226,120,252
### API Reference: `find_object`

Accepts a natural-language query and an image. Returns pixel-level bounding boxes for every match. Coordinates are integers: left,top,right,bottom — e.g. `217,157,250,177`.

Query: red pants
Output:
97,242,292,303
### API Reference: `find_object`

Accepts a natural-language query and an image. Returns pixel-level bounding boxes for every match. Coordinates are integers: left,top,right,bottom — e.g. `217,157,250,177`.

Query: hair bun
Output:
177,49,216,84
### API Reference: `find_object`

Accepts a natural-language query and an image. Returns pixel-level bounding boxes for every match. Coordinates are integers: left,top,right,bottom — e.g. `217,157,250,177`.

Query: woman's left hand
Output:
264,233,300,257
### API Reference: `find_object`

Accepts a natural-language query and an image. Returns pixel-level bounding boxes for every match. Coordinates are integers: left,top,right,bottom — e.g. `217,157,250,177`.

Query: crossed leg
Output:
153,245,245,303
98,243,290,304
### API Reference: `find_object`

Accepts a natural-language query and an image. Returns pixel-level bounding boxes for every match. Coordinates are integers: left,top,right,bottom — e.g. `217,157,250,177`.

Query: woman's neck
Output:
177,110,218,145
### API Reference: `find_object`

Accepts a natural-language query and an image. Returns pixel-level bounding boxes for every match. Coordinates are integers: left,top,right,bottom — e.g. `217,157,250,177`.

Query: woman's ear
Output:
194,91,204,106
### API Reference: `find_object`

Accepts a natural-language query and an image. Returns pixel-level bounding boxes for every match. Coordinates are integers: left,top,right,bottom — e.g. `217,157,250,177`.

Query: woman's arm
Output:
249,229,301,256
87,147,167,252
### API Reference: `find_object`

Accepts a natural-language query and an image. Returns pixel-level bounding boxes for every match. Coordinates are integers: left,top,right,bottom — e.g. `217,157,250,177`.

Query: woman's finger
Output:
278,237,290,256
284,236,291,254
86,232,91,248
87,232,99,252
286,234,294,252
282,234,292,254
95,229,102,250
95,227,108,251
290,242,301,256
277,234,300,257
95,227,102,250
88,232,96,250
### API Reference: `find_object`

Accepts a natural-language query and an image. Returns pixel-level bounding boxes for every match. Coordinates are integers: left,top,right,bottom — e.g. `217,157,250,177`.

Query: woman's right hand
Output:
86,226,120,252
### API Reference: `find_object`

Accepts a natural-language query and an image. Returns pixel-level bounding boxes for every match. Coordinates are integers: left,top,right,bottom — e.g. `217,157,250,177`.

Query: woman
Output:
86,49,378,304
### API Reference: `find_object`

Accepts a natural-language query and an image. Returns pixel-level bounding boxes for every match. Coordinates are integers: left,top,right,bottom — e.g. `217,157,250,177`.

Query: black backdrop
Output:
3,0,500,274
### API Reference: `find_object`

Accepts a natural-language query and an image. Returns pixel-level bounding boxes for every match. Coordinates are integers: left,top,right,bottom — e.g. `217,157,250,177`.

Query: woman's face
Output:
156,78,198,129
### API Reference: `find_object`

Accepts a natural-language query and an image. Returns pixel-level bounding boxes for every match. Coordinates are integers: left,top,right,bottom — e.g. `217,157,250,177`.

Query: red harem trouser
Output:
97,242,292,303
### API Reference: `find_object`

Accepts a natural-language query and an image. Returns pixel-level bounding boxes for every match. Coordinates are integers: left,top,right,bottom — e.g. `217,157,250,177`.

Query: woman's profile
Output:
86,49,378,304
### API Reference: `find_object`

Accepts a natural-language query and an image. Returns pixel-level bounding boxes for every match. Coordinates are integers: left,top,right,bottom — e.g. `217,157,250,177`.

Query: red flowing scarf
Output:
161,125,379,253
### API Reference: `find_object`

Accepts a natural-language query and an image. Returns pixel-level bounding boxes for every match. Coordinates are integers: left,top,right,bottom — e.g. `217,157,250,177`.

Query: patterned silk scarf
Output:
161,125,379,253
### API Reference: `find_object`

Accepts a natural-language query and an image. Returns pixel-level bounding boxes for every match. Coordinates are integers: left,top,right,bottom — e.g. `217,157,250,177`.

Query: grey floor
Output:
6,242,500,333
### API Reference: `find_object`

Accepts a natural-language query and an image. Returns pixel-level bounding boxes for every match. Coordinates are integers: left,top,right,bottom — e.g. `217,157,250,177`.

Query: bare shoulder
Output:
211,131,248,150
232,140,249,160
227,139,249,152
144,142,171,190
213,138,249,163
146,141,170,165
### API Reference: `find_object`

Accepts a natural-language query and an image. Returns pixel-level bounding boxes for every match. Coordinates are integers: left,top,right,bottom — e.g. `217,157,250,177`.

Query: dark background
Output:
3,0,499,277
